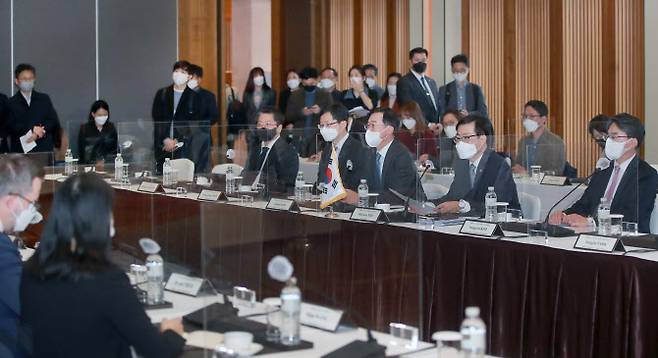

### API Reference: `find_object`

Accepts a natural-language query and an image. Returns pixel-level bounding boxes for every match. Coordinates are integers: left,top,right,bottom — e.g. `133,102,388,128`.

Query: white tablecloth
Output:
147,291,434,357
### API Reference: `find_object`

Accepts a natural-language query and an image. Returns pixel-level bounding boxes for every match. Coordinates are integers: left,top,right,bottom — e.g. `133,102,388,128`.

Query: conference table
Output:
299,159,585,219
33,173,658,357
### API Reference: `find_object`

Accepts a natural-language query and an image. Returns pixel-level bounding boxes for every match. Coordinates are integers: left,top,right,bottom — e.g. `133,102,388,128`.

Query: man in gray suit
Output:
396,47,441,123
436,115,519,216
438,54,489,119
512,100,566,175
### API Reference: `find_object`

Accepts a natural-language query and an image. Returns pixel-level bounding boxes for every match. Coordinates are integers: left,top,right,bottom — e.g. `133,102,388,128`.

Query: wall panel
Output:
0,0,10,95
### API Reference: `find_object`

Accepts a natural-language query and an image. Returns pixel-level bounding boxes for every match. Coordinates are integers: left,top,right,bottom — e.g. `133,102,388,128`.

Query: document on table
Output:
20,130,36,153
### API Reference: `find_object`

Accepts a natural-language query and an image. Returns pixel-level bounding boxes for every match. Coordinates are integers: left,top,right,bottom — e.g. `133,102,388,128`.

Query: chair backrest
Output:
650,195,658,234
422,183,449,201
212,163,244,176
519,192,541,221
169,158,195,182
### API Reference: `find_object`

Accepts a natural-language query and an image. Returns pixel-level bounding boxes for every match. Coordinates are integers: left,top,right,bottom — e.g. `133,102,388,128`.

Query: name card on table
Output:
459,220,504,237
541,175,570,186
300,302,344,332
137,181,163,193
350,208,388,223
266,198,300,212
165,273,205,296
197,190,227,202
574,234,626,253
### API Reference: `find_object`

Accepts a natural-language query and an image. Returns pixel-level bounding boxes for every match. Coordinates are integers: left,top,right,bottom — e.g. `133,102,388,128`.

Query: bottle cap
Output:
488,186,494,191
139,238,161,254
465,306,480,318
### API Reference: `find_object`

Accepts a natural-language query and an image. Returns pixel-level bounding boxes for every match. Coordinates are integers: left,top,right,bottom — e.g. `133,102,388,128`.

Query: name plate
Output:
137,181,162,193
574,234,626,253
165,273,204,296
197,190,227,202
459,220,504,237
300,302,344,332
541,175,570,186
350,208,387,223
233,286,256,308
266,198,300,212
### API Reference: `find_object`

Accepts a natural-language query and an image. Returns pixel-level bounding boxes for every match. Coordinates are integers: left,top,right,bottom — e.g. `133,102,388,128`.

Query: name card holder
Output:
574,234,626,253
459,220,504,237
541,175,571,186
266,198,301,212
197,189,228,202
232,286,256,308
164,273,205,296
137,181,164,193
300,302,345,332
350,208,389,223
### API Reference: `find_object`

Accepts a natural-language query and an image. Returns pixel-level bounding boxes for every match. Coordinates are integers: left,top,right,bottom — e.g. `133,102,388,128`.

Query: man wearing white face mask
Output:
549,113,658,232
437,54,488,119
0,154,44,354
435,115,519,215
315,104,371,200
360,108,424,204
363,64,385,100
7,64,61,154
319,67,342,103
151,60,201,171
512,100,566,175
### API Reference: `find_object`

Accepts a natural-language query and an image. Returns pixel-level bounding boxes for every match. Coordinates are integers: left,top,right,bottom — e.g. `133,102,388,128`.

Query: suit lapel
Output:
611,156,638,207
408,73,434,109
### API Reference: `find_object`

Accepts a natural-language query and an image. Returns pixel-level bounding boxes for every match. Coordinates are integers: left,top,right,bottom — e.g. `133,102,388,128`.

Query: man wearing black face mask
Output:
285,67,333,157
244,107,299,195
396,47,441,123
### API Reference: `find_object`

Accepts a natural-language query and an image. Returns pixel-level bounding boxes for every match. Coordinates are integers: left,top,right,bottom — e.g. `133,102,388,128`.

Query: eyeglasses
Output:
453,134,480,144
9,192,40,211
604,134,630,142
317,121,338,130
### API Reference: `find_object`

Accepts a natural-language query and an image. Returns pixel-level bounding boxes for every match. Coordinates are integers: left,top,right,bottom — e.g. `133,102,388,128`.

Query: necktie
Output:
373,152,383,191
604,166,621,203
420,77,437,110
256,147,269,171
470,163,477,188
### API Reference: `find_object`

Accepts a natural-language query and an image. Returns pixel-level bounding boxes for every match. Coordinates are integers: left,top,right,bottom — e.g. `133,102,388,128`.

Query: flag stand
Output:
325,206,339,218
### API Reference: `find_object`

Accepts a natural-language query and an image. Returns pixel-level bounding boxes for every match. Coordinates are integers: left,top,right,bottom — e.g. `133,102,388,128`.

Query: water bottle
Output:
225,165,235,194
114,153,123,181
460,306,486,357
280,277,301,346
294,172,306,202
597,198,611,235
484,187,497,222
145,251,164,305
64,149,73,176
162,158,172,186
358,179,369,207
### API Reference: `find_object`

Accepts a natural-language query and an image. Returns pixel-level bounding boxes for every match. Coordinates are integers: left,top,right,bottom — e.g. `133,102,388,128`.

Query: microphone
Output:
403,163,433,219
541,157,610,231
266,256,386,358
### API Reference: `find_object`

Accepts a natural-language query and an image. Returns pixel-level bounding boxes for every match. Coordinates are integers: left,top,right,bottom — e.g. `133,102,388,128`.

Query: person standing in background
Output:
438,54,489,118
319,67,342,103
397,48,440,124
243,67,276,126
187,64,218,172
379,73,402,113
7,64,61,154
279,69,300,115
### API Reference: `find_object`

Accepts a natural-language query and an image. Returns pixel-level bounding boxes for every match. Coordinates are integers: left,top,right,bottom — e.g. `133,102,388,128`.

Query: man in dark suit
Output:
0,93,9,153
396,47,440,123
437,54,489,118
316,103,371,197
363,64,385,100
550,113,658,233
359,108,424,205
6,64,61,154
285,67,333,158
187,64,219,173
436,115,520,216
0,154,44,354
243,108,299,195
151,60,201,171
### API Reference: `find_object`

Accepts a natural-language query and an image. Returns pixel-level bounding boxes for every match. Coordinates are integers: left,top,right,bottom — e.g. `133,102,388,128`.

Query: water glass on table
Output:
622,221,639,236
530,165,542,183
